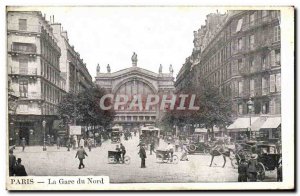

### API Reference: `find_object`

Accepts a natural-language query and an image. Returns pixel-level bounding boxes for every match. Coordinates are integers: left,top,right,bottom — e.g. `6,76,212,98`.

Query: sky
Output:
11,6,227,80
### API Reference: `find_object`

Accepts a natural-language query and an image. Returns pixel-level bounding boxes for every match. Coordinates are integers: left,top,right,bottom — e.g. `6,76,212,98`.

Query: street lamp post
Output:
247,98,254,140
42,119,47,151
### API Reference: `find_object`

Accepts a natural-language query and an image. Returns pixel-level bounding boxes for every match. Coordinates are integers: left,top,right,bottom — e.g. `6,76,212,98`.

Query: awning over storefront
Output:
194,126,220,133
250,116,268,131
194,128,207,133
227,117,259,131
260,117,281,129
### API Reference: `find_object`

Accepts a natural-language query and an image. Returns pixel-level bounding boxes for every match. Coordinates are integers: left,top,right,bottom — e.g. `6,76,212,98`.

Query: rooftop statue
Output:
159,64,162,73
131,52,138,66
107,64,111,73
96,64,100,73
169,64,174,75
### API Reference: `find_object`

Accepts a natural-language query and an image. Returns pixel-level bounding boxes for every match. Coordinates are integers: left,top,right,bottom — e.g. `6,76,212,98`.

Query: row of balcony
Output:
8,67,38,76
240,15,279,33
238,63,280,76
233,87,280,99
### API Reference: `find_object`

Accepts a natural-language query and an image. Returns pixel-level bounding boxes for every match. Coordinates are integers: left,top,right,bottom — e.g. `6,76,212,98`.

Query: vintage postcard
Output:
5,5,294,191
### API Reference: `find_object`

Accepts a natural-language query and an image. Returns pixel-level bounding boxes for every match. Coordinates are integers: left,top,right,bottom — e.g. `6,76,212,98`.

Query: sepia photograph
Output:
4,4,295,191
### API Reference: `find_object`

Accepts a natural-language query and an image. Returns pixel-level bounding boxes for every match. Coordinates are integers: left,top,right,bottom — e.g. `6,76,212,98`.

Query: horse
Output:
209,145,235,168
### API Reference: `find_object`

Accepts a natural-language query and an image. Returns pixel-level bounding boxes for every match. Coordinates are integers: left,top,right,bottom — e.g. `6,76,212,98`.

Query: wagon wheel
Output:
188,144,197,152
172,155,179,164
124,156,131,165
108,157,115,164
257,162,266,181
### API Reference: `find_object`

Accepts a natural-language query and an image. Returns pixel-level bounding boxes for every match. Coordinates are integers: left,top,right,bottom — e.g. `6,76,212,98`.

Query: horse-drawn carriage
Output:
139,126,160,149
234,142,282,181
111,130,121,143
155,150,179,164
187,135,212,154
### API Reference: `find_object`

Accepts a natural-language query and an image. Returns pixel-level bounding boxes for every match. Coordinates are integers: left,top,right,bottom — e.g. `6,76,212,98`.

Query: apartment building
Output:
7,11,66,145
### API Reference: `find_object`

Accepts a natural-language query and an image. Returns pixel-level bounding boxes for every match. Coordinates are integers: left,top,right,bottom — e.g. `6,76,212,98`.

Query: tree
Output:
195,81,233,137
162,80,233,137
57,86,115,128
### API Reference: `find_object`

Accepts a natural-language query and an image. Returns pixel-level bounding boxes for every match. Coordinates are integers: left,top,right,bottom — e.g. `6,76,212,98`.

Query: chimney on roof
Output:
50,15,52,24
53,15,55,23
62,31,69,42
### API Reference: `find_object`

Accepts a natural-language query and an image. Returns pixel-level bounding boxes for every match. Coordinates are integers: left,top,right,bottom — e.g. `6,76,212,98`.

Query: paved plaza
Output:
12,135,277,183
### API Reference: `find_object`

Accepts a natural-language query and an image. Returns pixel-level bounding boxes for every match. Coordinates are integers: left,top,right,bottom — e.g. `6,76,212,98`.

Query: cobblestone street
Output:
12,135,277,183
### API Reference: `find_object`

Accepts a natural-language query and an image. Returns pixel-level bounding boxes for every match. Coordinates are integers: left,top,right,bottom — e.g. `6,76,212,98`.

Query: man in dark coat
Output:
238,155,248,182
14,158,27,176
120,143,126,162
150,140,155,155
75,146,88,169
138,144,147,168
9,149,16,176
248,154,258,181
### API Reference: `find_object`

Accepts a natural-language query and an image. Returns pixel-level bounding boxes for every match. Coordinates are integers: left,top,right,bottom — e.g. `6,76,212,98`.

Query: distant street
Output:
13,135,277,183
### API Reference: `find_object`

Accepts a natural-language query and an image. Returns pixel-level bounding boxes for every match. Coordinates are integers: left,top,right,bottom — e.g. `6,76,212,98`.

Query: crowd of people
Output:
9,149,27,176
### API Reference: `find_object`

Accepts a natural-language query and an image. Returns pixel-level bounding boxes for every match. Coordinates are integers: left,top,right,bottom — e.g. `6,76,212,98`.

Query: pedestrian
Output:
238,155,248,182
9,149,16,176
14,158,27,176
21,138,26,152
66,137,71,151
180,143,189,161
166,142,174,162
75,146,88,169
138,144,147,168
175,138,180,152
248,154,258,182
79,137,85,148
120,143,126,162
73,136,78,149
87,138,93,152
150,140,155,155
51,135,55,146
115,145,121,163
56,136,61,149
277,157,282,182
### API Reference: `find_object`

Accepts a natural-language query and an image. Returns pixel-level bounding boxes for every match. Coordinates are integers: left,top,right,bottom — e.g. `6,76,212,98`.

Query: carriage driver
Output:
166,142,174,162
120,143,126,162
115,145,121,163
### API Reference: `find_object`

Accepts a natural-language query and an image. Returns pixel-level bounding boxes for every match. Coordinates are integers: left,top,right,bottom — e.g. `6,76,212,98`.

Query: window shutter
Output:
270,50,275,67
250,79,255,97
238,81,243,96
236,19,243,32
270,74,276,92
269,100,275,114
234,81,238,97
262,77,266,95
276,73,281,92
